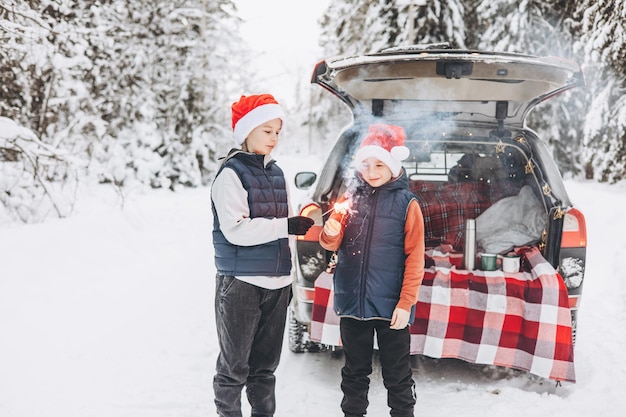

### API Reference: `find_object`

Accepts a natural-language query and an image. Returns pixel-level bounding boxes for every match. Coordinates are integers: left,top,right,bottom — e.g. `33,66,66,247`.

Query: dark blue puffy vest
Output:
333,171,416,321
211,150,292,276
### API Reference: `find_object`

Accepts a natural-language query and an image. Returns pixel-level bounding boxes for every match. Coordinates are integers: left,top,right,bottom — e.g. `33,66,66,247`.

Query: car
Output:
288,44,587,380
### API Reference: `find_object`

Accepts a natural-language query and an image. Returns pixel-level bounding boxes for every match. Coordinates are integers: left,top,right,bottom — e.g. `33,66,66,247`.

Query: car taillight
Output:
561,208,587,248
297,203,323,242
296,285,316,303
568,294,581,309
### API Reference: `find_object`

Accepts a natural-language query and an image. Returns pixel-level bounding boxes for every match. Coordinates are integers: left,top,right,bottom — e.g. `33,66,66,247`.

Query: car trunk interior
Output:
325,129,565,270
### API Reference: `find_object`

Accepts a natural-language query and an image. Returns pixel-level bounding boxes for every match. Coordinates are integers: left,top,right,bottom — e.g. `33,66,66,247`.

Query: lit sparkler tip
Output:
322,200,352,217
333,200,351,215
334,201,350,211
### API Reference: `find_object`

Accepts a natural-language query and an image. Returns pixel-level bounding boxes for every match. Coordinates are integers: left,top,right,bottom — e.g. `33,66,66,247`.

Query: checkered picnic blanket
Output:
310,270,341,347
310,246,575,382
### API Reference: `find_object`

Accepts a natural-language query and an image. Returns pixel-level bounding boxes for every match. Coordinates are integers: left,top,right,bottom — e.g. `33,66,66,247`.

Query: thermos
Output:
464,219,476,270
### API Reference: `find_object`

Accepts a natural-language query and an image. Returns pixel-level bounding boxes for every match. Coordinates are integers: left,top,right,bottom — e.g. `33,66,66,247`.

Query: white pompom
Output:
390,145,410,161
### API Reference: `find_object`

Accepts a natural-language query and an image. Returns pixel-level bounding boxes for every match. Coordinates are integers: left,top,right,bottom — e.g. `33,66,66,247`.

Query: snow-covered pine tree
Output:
0,0,85,222
575,0,626,182
309,0,467,155
469,0,587,178
319,0,466,55
136,0,246,189
0,0,49,125
405,0,466,48
1,1,244,192
85,0,245,189
1,0,246,222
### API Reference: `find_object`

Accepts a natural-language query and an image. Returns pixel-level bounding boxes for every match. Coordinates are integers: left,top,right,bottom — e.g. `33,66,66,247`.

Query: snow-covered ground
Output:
0,155,624,417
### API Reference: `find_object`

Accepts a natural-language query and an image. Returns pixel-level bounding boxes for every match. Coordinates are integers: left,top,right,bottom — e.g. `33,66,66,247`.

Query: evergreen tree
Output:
0,0,50,125
470,0,587,178
407,0,466,47
0,0,86,222
319,0,465,55
84,0,244,189
4,0,626,221
1,1,244,193
0,0,246,221
575,0,626,182
310,0,466,154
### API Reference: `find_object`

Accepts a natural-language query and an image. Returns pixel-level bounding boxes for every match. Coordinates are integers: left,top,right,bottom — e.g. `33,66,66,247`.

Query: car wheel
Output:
306,340,328,353
288,306,306,353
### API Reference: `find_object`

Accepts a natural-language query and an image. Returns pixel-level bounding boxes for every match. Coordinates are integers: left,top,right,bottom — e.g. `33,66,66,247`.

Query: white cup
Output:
501,253,520,273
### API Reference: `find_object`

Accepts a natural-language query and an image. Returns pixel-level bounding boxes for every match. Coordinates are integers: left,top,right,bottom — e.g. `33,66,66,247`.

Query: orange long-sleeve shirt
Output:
319,198,425,312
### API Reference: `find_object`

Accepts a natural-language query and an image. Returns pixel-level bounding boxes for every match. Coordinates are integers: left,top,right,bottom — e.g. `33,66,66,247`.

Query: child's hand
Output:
390,308,410,330
323,218,343,236
287,216,315,235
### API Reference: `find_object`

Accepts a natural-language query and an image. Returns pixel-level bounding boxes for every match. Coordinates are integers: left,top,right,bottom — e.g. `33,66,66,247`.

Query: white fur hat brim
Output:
354,145,409,178
233,103,285,145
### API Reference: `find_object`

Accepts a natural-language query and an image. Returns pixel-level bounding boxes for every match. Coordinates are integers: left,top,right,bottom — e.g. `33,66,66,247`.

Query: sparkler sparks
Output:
333,201,351,214
322,200,353,216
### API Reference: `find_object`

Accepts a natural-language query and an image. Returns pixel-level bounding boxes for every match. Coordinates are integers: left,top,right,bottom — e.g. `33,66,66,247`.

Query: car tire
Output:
288,306,306,353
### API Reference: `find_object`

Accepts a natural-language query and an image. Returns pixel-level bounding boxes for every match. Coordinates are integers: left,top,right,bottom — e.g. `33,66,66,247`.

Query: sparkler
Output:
322,200,353,216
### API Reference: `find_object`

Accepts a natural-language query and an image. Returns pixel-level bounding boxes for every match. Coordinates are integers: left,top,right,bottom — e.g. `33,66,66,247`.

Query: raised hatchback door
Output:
311,48,585,127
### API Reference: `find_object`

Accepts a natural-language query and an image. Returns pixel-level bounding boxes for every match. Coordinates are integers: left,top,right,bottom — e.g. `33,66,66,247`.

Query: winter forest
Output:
1,0,625,224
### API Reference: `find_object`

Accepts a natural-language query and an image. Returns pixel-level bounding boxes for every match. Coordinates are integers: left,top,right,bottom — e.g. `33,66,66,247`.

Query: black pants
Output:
213,275,291,417
340,317,416,417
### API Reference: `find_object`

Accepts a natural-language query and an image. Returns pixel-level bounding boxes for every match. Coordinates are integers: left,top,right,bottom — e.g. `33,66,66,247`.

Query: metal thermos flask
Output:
464,219,476,270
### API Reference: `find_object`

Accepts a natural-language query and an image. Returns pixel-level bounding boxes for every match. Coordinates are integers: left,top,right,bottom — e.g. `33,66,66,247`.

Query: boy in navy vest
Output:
320,123,425,417
211,94,314,417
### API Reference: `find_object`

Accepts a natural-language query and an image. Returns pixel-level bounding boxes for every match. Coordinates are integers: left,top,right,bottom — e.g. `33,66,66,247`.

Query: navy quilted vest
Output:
333,171,416,321
212,151,291,276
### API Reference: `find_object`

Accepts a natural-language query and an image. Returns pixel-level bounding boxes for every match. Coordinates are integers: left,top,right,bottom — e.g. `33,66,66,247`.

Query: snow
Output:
1,155,625,417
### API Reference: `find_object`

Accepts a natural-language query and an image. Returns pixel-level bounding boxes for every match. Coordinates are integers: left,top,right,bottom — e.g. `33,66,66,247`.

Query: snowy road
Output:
1,167,624,416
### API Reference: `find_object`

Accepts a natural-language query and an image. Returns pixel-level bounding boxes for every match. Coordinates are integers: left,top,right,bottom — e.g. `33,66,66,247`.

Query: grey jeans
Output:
213,274,291,417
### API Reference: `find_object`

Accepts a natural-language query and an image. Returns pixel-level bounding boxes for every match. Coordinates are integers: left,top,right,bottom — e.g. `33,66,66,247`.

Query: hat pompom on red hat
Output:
354,123,410,177
231,94,285,145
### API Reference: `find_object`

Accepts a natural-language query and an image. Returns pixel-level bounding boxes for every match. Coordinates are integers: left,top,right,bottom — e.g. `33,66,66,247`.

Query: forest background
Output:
0,0,624,223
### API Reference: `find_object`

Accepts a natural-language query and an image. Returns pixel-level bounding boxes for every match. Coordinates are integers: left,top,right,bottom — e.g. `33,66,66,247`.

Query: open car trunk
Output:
311,47,585,128
290,47,587,384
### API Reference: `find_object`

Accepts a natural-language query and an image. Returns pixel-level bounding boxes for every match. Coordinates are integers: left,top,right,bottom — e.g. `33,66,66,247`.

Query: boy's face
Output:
245,118,282,155
358,156,393,187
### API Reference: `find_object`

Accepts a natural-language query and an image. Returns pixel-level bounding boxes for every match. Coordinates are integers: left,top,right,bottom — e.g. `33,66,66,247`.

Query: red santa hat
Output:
354,123,410,177
231,94,285,145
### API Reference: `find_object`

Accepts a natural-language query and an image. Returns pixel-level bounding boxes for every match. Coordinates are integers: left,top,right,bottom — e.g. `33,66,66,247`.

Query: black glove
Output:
287,216,314,235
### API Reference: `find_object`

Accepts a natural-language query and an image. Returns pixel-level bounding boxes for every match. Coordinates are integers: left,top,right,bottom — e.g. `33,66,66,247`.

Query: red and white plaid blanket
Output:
310,246,575,382
310,270,341,347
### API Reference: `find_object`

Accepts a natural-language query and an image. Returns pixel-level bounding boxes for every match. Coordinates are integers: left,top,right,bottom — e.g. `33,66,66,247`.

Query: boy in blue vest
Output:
211,94,314,417
320,123,425,417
